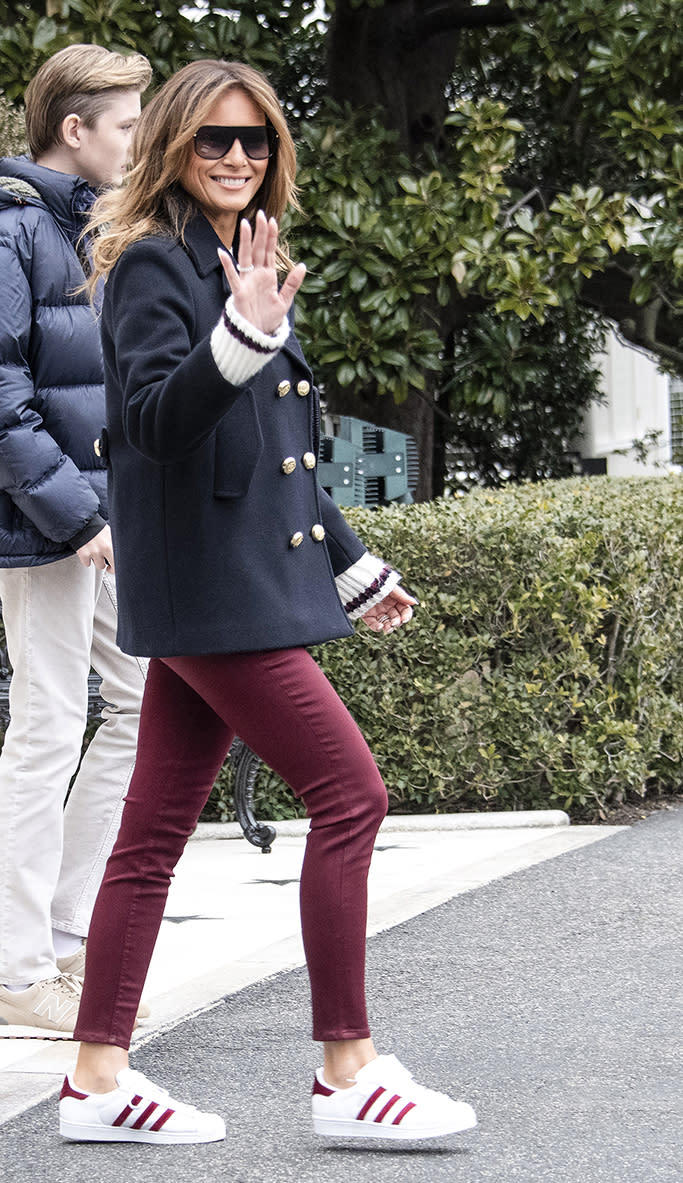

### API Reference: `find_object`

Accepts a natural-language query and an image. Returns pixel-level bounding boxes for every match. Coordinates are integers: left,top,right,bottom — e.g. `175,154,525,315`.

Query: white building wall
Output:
580,329,671,475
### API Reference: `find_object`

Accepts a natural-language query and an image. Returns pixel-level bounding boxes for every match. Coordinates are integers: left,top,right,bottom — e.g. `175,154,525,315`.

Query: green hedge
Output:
205,475,683,823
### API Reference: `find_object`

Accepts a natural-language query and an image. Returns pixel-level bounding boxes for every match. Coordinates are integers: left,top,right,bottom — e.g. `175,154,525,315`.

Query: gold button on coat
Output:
297,380,310,397
302,452,316,470
277,380,291,397
289,531,304,548
93,438,102,458
281,457,297,475
311,524,326,542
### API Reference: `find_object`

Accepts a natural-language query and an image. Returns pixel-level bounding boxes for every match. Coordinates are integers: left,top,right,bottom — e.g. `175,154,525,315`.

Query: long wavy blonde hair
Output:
86,59,299,288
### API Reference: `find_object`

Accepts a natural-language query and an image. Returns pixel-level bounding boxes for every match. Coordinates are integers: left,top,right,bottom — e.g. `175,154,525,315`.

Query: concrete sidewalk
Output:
0,809,621,1127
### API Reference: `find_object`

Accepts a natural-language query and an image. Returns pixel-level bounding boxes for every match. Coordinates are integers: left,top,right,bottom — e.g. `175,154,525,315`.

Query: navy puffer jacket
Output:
0,156,107,567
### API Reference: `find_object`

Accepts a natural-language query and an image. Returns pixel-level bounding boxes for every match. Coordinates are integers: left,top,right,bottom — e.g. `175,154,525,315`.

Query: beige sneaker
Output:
57,945,151,1021
0,973,82,1039
55,946,87,978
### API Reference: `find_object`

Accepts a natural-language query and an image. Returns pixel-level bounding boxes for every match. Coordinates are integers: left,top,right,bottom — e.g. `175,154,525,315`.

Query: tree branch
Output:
502,187,544,225
580,260,683,371
416,1,517,39
619,310,683,369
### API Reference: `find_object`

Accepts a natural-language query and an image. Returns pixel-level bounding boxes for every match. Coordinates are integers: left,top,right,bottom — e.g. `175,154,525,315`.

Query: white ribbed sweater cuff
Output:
335,552,401,620
210,296,290,385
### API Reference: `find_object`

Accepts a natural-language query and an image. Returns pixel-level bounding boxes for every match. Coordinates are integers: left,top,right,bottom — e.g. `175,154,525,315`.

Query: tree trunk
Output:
324,3,491,498
327,0,460,158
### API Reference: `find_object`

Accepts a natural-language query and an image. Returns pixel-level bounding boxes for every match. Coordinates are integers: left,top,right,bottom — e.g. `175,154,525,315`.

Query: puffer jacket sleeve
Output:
0,238,103,544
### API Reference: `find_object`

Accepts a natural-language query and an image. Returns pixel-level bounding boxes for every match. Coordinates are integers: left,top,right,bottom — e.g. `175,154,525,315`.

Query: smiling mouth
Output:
212,176,249,187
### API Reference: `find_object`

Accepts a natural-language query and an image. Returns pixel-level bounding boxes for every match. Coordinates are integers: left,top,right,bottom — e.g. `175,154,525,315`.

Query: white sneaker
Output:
0,974,82,1038
59,1068,225,1144
312,1053,477,1141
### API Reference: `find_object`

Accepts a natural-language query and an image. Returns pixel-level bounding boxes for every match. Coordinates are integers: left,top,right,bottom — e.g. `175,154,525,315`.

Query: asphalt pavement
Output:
0,805,681,1182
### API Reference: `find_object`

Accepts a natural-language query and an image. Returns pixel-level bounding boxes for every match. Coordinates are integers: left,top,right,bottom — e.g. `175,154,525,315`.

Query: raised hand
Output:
218,209,306,335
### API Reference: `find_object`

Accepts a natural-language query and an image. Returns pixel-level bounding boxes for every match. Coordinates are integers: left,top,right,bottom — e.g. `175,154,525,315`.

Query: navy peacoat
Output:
102,213,367,657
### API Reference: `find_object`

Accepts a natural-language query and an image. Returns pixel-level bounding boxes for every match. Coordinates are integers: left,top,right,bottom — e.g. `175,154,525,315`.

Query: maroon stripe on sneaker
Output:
60,1078,88,1101
312,1078,335,1098
392,1101,416,1125
132,1101,158,1130
112,1105,134,1127
112,1093,144,1127
375,1094,401,1123
150,1107,175,1132
357,1086,385,1121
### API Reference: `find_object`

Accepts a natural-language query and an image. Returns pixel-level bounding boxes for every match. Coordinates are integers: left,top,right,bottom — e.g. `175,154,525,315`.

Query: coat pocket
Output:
213,388,264,498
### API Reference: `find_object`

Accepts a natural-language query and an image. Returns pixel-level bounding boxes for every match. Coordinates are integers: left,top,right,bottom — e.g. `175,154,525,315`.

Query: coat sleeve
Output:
317,486,366,575
318,485,402,616
0,239,102,544
105,240,249,464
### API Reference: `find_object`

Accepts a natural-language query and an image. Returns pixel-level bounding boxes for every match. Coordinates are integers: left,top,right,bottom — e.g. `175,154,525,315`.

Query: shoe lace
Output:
125,1070,199,1115
52,973,83,998
378,1057,450,1104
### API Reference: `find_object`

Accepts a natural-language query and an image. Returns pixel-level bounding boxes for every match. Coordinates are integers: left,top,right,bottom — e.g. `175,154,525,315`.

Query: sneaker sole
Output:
313,1110,478,1140
0,1020,142,1038
0,1026,73,1040
59,1118,226,1144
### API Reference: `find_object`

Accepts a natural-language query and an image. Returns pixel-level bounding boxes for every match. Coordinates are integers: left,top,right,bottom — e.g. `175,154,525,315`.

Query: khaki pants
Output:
0,555,146,986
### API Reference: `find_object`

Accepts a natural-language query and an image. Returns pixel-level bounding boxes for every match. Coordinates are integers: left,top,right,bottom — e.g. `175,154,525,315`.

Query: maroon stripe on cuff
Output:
343,564,393,616
222,308,277,355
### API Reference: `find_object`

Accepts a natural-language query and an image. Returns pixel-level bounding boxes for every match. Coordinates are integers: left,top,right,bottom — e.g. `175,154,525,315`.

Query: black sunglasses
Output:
193,125,278,161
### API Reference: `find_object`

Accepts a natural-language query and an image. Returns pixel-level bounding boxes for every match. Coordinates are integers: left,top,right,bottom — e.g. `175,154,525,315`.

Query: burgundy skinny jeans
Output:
74,648,388,1049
